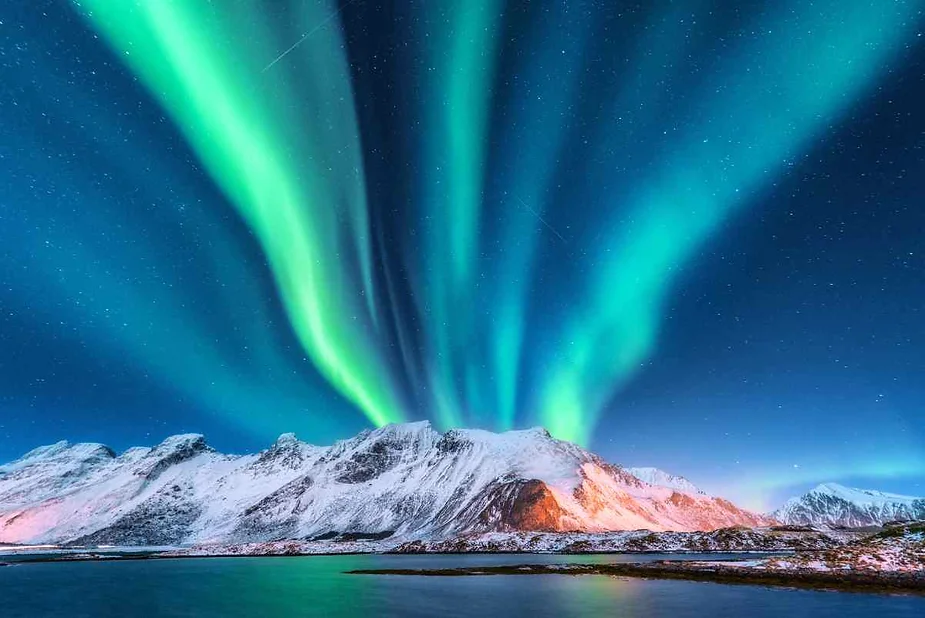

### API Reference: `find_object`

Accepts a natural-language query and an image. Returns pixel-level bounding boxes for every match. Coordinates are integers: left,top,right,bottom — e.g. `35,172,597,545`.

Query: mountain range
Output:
0,422,772,545
2,423,920,547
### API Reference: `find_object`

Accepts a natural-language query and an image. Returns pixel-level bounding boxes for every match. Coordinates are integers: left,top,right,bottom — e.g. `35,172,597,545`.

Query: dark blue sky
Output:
1,0,923,509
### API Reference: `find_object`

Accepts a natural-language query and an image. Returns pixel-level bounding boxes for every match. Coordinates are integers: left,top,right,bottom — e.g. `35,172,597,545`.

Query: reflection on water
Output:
1,554,923,617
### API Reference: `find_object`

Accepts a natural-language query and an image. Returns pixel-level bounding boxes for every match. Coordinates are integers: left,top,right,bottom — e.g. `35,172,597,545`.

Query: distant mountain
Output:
774,483,925,528
624,467,705,495
0,423,773,546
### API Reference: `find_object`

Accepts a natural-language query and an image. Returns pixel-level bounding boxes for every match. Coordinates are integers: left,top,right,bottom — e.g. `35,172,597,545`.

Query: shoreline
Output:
346,561,925,596
0,548,793,564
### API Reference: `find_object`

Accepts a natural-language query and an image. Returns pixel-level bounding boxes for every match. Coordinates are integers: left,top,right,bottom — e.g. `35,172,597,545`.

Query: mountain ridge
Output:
0,422,774,545
624,467,705,495
773,482,925,527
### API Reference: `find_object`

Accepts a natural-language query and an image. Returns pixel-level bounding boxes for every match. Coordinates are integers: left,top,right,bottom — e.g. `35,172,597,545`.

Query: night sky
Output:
1,0,923,510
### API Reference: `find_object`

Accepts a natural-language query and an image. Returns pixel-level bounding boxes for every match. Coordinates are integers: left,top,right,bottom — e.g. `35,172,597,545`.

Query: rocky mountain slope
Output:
774,483,925,528
0,422,774,546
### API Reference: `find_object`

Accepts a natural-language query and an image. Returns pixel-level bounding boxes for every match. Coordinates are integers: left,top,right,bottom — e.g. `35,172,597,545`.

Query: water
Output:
2,553,923,617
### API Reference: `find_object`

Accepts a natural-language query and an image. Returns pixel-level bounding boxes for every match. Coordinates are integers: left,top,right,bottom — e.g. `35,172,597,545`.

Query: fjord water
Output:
2,554,923,617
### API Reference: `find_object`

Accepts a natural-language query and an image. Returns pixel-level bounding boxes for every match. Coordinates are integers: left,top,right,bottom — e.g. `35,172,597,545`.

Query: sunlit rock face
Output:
0,423,773,546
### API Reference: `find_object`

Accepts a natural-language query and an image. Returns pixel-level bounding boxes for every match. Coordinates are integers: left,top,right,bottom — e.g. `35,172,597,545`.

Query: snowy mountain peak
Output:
775,483,925,528
368,420,436,440
446,426,567,453
14,441,114,464
66,443,117,462
152,433,209,453
273,433,301,447
16,440,72,462
812,483,918,501
523,426,553,438
808,483,919,505
625,467,705,495
812,482,847,494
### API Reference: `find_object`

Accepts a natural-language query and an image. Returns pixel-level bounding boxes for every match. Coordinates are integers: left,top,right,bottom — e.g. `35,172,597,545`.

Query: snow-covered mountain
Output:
624,467,705,495
0,422,773,545
774,483,925,528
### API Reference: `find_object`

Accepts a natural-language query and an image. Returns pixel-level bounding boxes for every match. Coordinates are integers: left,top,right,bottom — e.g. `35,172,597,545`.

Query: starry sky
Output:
1,0,923,510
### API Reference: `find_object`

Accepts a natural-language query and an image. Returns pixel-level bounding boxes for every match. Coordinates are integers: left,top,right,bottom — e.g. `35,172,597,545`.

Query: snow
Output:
118,447,152,463
150,434,209,452
7,441,72,465
0,441,113,475
757,524,925,573
692,559,767,568
0,544,174,556
273,433,300,447
774,482,925,527
391,526,843,554
161,526,844,557
1,423,773,546
625,467,705,495
811,483,922,507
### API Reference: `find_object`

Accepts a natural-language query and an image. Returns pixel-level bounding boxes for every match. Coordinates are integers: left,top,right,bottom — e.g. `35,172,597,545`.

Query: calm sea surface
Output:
2,553,923,617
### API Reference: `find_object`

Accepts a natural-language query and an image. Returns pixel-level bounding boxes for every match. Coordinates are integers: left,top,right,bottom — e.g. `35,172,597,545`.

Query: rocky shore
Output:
348,523,925,595
159,526,851,558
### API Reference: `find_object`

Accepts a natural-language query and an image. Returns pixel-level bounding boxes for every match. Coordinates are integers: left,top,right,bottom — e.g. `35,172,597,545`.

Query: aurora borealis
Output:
1,0,924,507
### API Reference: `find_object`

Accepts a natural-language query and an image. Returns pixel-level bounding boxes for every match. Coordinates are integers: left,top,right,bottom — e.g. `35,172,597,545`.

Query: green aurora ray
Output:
414,0,505,428
536,0,925,443
72,0,404,427
489,3,595,430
